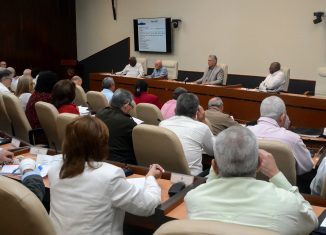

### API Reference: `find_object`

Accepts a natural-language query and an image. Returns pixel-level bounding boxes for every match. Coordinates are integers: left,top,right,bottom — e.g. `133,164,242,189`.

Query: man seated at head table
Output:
247,96,313,175
0,148,45,201
195,55,224,85
205,97,239,135
185,126,318,235
146,59,168,79
159,93,214,175
259,62,286,92
116,56,144,78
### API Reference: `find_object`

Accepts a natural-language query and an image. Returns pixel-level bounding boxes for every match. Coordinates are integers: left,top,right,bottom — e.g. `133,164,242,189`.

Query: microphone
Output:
183,77,189,84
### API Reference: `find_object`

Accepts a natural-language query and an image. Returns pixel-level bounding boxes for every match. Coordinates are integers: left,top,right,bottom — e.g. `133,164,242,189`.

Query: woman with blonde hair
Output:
48,116,163,235
15,74,33,111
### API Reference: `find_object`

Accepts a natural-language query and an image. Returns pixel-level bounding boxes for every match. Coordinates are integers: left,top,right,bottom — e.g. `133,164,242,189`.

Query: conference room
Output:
1,0,326,234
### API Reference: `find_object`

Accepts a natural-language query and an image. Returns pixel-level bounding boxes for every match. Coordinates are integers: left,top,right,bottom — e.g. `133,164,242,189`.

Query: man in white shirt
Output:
259,62,285,92
101,77,115,102
0,69,12,94
116,57,144,78
159,93,214,175
185,126,318,235
247,96,313,175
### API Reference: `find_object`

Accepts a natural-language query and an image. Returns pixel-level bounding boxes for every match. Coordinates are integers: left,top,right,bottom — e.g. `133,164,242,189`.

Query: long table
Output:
89,73,326,128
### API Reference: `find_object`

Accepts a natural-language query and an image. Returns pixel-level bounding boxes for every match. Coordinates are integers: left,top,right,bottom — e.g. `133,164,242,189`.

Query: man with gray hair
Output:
71,75,83,86
0,69,12,94
159,93,214,175
185,126,318,234
101,77,115,102
205,97,238,135
96,89,137,164
195,55,224,85
247,96,313,175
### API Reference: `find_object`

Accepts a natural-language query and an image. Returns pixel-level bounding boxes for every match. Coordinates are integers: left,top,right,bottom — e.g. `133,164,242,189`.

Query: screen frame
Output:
133,17,172,53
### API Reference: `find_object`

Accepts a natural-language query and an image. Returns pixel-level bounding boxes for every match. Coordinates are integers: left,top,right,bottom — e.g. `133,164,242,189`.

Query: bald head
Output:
154,60,162,70
23,69,32,76
71,75,83,86
269,62,281,74
208,97,223,110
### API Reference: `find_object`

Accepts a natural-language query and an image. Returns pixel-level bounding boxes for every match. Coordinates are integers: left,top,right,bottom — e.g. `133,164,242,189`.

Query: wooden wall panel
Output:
0,0,76,75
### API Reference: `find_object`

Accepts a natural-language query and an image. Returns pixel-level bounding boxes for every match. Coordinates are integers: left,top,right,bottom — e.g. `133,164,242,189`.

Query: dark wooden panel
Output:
79,38,130,90
0,0,76,76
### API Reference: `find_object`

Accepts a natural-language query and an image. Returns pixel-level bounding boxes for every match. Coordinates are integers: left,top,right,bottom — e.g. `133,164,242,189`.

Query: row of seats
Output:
0,175,279,235
136,57,290,92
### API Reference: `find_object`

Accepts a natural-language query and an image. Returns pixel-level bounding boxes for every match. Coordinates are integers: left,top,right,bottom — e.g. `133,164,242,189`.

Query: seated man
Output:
101,77,115,102
116,56,144,78
205,97,238,135
159,93,214,175
147,60,168,79
0,148,45,201
161,87,187,119
96,89,137,164
310,157,326,195
195,55,224,85
71,75,83,86
247,96,313,175
0,69,12,94
185,126,318,234
259,62,285,92
0,61,7,68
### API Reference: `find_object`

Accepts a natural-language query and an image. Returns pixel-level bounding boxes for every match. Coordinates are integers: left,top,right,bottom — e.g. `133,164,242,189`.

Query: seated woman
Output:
52,79,80,114
26,71,59,129
48,116,163,235
15,74,34,111
133,79,162,108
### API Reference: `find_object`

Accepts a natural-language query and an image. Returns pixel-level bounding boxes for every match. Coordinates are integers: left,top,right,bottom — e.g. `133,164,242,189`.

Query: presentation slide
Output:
137,18,167,52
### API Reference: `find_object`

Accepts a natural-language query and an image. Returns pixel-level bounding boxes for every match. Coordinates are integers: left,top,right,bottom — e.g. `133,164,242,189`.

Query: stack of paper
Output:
78,106,90,116
36,154,62,177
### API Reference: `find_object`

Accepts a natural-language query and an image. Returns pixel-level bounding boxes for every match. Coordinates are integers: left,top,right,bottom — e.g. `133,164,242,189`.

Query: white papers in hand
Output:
132,117,144,125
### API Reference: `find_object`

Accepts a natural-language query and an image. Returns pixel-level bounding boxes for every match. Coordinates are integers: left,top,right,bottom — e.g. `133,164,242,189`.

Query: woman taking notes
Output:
48,116,163,235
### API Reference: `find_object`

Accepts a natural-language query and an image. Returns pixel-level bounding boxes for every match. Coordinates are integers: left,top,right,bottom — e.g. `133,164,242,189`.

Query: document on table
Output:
132,117,144,125
0,165,20,175
36,154,62,177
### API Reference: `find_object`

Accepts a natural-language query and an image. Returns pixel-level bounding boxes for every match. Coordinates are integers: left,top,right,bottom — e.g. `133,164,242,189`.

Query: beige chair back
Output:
56,113,79,148
154,220,279,235
35,101,60,150
74,85,87,107
3,93,32,142
86,91,109,113
0,93,12,135
218,63,228,85
136,103,163,125
281,67,290,92
257,139,296,185
136,57,147,75
162,60,178,80
133,124,190,174
0,176,57,235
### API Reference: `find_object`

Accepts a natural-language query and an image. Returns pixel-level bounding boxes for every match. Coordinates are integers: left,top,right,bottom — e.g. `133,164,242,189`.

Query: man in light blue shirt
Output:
101,77,115,102
147,60,168,79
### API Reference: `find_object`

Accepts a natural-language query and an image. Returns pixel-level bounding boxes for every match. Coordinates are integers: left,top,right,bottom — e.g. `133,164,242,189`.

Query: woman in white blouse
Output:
48,116,163,235
15,74,33,111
